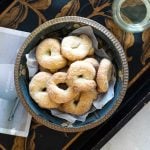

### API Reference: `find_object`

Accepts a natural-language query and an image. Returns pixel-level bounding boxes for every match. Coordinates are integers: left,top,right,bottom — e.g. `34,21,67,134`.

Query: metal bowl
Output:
14,16,128,132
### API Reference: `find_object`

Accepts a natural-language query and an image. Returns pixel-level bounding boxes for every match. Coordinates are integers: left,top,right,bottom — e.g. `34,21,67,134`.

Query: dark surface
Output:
0,0,12,12
0,0,149,149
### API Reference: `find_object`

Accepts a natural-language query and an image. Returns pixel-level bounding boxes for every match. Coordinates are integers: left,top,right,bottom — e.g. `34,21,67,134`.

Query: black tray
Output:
0,1,149,149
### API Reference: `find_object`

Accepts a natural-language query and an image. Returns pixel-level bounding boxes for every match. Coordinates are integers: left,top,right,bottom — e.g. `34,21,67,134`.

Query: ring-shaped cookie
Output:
61,34,93,61
96,58,113,93
29,72,59,109
60,89,98,115
47,72,78,104
36,38,67,72
67,61,96,91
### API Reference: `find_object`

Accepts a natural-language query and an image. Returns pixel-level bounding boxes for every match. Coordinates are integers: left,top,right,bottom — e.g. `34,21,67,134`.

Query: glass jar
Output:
112,0,150,32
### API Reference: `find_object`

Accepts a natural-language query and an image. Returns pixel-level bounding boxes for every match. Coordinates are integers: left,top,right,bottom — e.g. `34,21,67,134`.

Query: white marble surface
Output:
101,101,150,150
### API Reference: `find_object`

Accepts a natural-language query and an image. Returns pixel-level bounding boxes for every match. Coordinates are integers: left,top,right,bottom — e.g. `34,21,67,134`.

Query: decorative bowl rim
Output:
14,16,129,132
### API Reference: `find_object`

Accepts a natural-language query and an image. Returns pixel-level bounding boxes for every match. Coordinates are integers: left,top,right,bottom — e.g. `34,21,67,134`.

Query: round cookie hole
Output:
57,83,68,90
78,75,83,78
41,87,47,92
74,100,80,106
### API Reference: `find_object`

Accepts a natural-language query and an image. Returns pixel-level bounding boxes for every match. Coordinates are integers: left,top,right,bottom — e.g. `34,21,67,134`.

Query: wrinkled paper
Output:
26,26,116,124
0,27,32,137
26,48,38,78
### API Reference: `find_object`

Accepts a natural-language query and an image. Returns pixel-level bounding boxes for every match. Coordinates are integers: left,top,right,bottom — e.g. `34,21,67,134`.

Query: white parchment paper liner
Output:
26,48,38,78
26,26,116,124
